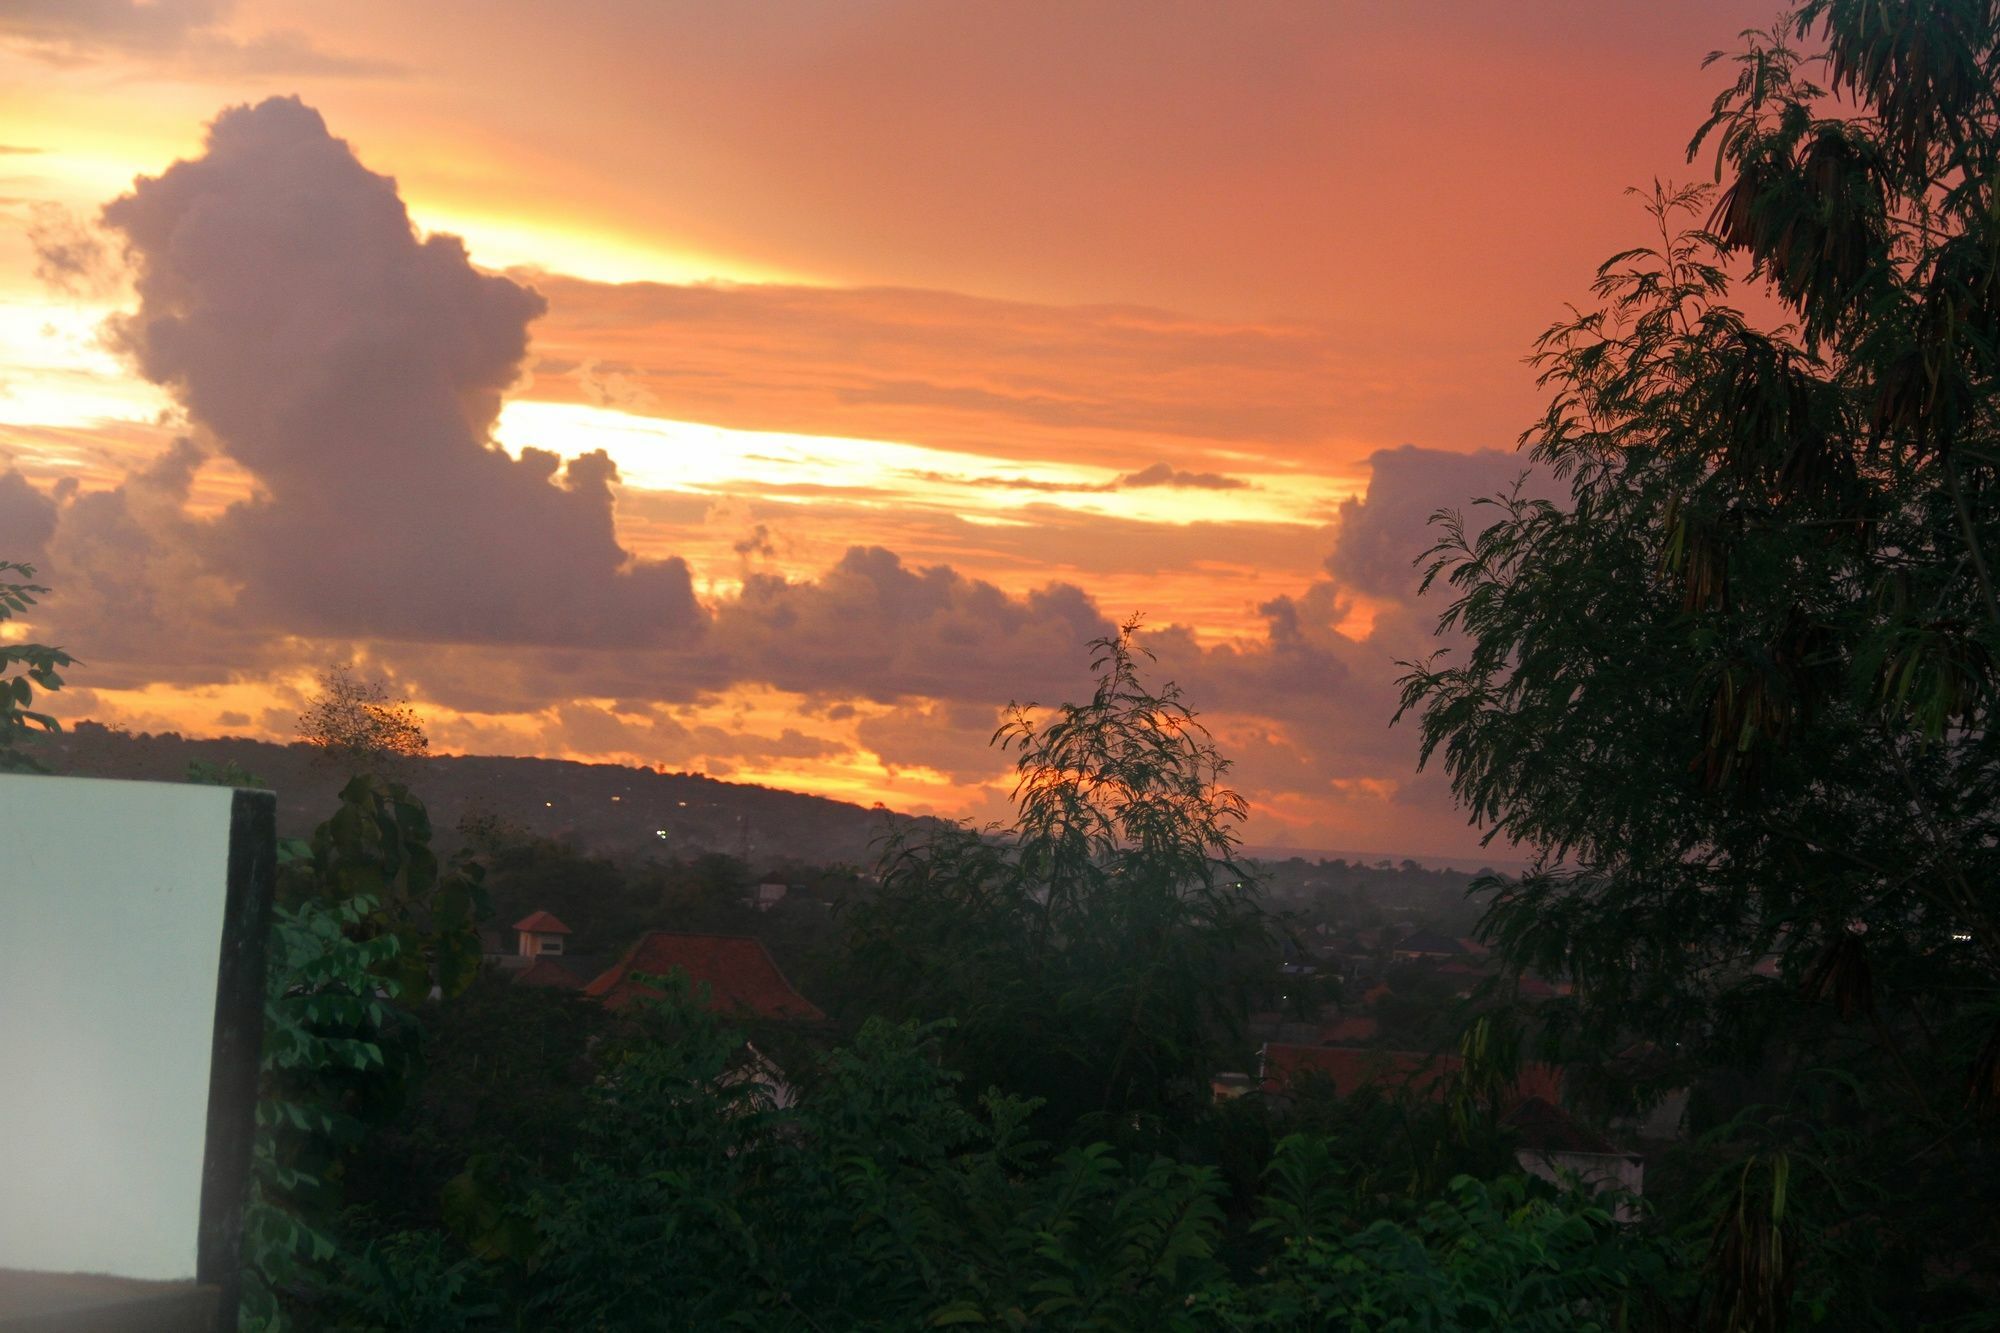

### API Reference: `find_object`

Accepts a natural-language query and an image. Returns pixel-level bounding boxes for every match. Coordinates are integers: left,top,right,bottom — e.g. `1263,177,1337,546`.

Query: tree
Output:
840,619,1273,1138
298,665,429,772
1397,2,2000,1322
0,561,74,773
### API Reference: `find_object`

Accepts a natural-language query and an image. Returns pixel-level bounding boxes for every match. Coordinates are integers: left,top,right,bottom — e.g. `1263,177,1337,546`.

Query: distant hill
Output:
1239,844,1530,876
24,722,926,870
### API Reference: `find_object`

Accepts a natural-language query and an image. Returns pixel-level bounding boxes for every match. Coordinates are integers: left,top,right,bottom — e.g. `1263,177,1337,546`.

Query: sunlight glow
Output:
495,399,1359,528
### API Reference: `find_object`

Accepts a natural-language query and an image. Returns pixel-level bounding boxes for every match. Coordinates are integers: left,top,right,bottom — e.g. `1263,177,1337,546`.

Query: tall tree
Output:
298,664,429,773
841,621,1272,1138
1398,2,2000,1323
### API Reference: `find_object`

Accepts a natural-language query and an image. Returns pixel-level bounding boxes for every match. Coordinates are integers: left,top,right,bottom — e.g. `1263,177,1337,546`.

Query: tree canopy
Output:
1398,1,2000,1321
297,665,430,772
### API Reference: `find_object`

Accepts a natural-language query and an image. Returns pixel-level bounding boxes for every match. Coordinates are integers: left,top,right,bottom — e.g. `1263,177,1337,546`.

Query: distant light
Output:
544,801,553,808
611,796,621,802
677,801,688,807
655,830,668,839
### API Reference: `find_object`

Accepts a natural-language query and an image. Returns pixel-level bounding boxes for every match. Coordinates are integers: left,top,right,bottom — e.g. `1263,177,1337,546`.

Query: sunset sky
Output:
0,1,1779,858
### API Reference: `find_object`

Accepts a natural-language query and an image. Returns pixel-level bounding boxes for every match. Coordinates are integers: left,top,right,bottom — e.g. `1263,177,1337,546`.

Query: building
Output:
1390,931,1467,962
513,910,572,957
584,931,826,1021
1503,1096,1646,1221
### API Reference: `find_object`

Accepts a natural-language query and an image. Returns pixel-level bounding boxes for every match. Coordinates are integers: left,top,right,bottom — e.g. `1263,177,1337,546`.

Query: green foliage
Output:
1396,1,2000,1321
841,620,1273,1136
505,982,1666,1333
1195,1145,1677,1330
0,560,73,772
241,892,408,1330
186,757,267,788
240,777,490,1330
295,773,490,1001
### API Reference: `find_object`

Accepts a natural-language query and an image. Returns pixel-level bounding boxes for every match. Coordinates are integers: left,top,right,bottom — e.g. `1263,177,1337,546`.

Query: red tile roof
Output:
585,932,825,1021
513,910,573,935
1261,1043,1563,1105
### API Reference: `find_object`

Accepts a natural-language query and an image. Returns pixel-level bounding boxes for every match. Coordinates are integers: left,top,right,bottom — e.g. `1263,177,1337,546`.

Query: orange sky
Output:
0,1,1781,857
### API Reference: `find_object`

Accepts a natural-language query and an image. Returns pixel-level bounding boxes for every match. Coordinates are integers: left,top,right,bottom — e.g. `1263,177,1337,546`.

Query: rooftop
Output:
585,932,825,1021
513,910,573,935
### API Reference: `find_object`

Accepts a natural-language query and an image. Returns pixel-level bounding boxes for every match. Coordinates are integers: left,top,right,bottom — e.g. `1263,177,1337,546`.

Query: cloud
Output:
906,461,1252,495
856,699,1007,784
92,96,700,647
0,0,396,77
1117,461,1248,490
17,96,1563,857
699,546,1113,706
23,204,114,297
0,468,58,558
521,274,1349,470
1325,445,1551,604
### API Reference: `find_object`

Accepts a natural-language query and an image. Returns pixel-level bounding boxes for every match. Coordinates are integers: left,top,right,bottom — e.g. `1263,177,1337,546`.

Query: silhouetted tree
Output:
1398,2,2000,1322
0,560,73,772
842,620,1272,1138
298,664,429,773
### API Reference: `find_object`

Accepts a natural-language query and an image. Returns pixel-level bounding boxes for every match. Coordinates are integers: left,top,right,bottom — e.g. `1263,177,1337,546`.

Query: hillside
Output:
25,722,922,869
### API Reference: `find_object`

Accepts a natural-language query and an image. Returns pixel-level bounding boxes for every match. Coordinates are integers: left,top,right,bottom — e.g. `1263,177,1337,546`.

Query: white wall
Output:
0,774,239,1281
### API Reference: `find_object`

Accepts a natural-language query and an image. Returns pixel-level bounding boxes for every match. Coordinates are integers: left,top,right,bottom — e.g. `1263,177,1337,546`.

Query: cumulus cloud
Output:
1325,444,1552,605
0,0,396,77
700,546,1112,706
0,468,58,559
94,97,699,647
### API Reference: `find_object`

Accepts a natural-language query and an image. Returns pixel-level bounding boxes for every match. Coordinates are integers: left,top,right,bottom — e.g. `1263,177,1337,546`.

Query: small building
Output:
514,910,572,957
748,882,789,912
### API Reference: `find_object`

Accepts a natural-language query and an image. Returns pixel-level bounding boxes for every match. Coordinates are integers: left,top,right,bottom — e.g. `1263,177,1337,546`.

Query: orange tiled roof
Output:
513,910,573,935
585,932,825,1021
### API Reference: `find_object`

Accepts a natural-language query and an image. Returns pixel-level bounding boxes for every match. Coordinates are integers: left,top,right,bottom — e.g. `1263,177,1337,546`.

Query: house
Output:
513,910,572,957
1390,931,1467,962
479,910,595,987
1502,1096,1646,1221
747,882,789,912
585,931,826,1021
